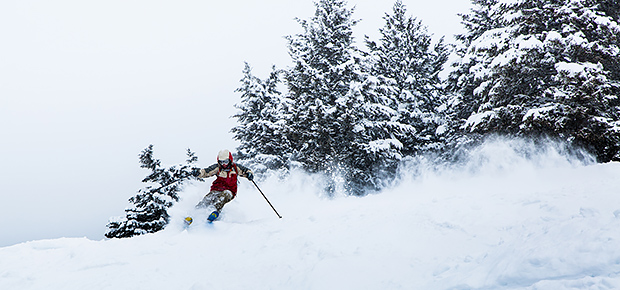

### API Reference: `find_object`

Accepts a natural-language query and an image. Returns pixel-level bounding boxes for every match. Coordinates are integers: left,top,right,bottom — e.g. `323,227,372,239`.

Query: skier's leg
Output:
211,190,233,212
206,190,233,222
187,191,224,225
195,191,219,209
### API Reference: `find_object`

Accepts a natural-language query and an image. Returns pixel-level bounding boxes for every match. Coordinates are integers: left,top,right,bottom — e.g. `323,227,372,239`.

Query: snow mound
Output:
2,140,620,290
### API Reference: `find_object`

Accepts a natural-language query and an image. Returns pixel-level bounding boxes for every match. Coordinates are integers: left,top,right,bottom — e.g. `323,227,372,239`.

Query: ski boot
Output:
184,217,193,226
207,211,219,222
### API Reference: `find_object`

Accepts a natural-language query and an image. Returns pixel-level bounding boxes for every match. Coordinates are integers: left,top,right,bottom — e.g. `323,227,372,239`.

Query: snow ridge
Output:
2,139,620,290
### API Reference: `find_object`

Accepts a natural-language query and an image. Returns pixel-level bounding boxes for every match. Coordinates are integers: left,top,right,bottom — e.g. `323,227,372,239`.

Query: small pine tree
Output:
105,146,198,238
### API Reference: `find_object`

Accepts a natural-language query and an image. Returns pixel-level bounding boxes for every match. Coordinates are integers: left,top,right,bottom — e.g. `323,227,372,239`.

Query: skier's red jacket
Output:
197,162,252,197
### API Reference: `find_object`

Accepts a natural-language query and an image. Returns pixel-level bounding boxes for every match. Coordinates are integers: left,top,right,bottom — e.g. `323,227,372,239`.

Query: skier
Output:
186,149,254,224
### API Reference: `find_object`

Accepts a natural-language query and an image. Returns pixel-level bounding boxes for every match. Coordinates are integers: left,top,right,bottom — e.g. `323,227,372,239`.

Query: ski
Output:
183,211,218,228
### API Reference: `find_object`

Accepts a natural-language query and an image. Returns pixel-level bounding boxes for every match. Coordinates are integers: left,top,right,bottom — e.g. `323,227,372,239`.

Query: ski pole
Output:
251,180,282,219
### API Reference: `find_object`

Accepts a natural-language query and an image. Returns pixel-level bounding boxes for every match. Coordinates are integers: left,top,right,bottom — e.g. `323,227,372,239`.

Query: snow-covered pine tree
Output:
284,0,360,175
446,0,508,125
456,0,505,49
441,0,510,155
365,0,450,155
340,76,405,194
284,0,359,189
232,62,292,176
518,0,620,162
447,0,620,162
284,0,402,195
105,146,198,238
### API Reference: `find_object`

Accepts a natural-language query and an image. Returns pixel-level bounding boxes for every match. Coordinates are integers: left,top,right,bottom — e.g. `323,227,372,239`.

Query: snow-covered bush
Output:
105,146,199,238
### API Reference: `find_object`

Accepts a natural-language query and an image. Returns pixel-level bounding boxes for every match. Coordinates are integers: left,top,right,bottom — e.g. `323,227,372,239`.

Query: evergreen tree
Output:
456,0,505,49
446,0,509,124
366,0,450,155
284,0,360,174
105,146,198,238
340,76,405,193
232,62,292,176
447,0,620,162
284,0,403,194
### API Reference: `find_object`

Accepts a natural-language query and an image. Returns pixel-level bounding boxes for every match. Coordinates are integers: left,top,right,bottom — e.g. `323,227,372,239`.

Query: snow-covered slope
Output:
2,140,620,290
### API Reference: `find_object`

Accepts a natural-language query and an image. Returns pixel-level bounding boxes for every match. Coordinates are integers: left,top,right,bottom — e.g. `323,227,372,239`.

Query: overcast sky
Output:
0,0,472,247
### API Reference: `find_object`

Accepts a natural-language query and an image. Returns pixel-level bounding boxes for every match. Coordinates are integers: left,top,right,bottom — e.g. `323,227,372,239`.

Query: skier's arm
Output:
236,164,254,181
195,164,218,178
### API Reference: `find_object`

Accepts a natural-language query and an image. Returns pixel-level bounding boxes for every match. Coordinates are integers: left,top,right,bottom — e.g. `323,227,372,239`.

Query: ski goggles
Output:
218,159,230,165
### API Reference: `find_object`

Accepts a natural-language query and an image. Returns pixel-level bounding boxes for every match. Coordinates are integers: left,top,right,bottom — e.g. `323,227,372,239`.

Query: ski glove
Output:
247,172,254,181
191,168,201,177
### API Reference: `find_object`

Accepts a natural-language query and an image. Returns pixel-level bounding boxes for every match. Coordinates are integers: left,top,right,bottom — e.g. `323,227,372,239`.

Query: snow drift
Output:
1,139,620,290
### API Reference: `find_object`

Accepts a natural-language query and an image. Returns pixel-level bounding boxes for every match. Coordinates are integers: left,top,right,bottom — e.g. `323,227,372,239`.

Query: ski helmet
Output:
217,149,232,168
